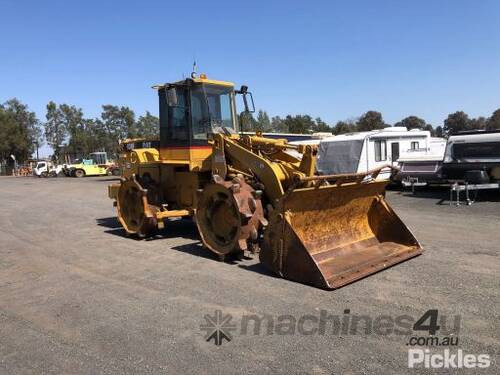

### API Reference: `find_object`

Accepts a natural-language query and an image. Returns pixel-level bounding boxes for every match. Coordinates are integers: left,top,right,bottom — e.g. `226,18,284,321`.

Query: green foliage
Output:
271,116,287,132
333,120,356,135
136,111,159,138
44,101,67,160
282,115,316,134
468,116,486,131
239,111,257,131
313,117,331,133
394,116,427,130
101,105,137,140
255,110,271,132
60,104,86,155
443,111,470,134
356,111,386,131
486,109,500,130
0,99,41,162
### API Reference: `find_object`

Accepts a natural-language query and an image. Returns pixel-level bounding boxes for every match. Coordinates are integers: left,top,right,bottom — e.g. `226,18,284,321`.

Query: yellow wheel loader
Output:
108,74,422,289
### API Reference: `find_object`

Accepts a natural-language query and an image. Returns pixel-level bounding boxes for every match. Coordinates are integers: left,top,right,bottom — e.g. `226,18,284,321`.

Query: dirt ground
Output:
0,176,498,374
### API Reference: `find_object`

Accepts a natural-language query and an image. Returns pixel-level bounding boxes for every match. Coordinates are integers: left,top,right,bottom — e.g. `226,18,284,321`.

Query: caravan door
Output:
391,142,400,166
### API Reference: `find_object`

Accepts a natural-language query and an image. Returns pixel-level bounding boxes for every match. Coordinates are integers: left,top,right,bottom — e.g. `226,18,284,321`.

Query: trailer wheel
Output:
74,169,85,178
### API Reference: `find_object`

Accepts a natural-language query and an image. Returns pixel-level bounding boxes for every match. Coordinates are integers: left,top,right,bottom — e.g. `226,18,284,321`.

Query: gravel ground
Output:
0,176,498,374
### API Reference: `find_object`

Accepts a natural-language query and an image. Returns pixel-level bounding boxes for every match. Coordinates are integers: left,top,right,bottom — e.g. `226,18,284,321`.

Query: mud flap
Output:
260,180,422,289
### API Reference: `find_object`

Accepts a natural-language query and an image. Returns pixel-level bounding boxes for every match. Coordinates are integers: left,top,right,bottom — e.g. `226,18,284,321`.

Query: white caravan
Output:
396,137,447,185
314,127,439,180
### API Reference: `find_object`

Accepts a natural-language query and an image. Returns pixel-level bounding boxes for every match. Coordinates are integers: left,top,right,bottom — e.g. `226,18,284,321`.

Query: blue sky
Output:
1,0,499,156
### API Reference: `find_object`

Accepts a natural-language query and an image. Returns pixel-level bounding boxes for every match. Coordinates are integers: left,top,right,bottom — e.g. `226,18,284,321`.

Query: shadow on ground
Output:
96,216,277,273
96,217,200,241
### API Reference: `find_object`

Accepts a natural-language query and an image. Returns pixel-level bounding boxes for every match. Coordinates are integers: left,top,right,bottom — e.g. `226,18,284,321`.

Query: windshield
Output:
190,84,235,140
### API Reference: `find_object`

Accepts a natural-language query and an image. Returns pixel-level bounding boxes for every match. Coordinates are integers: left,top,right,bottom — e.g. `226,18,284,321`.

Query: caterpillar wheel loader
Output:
108,74,422,289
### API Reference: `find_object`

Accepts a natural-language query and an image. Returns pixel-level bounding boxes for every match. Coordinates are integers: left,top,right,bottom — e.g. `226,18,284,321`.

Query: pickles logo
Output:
200,310,236,346
408,349,491,369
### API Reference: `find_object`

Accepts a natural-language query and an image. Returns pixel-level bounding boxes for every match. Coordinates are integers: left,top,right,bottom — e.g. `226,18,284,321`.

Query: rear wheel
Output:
116,175,159,237
112,168,121,176
74,169,85,178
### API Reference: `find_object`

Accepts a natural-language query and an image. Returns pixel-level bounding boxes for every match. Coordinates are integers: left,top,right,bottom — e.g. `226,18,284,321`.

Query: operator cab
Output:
155,74,254,150
153,74,254,169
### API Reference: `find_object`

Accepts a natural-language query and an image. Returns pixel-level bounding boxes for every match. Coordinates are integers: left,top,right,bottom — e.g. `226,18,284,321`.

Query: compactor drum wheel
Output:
116,175,159,237
196,175,266,258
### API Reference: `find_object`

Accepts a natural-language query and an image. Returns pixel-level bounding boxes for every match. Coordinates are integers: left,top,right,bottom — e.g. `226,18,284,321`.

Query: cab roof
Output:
153,75,234,90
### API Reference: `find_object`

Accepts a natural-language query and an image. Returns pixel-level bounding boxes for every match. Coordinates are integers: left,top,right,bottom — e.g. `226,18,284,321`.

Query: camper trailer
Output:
442,130,500,183
314,127,437,180
396,137,447,186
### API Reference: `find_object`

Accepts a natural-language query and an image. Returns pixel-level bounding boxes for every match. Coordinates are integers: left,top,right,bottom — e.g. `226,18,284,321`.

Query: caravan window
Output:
453,142,500,159
411,141,419,150
374,140,387,161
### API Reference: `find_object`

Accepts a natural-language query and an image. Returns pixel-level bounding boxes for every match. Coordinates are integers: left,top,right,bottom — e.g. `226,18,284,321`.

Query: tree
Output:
356,111,386,131
239,111,257,131
44,101,67,161
282,115,315,134
313,117,332,133
394,116,427,130
435,126,444,138
1,99,41,161
270,116,287,132
0,107,19,162
60,104,86,155
136,111,159,138
468,116,486,131
255,110,271,132
81,118,108,153
332,120,356,135
443,111,470,135
101,105,137,140
486,109,500,130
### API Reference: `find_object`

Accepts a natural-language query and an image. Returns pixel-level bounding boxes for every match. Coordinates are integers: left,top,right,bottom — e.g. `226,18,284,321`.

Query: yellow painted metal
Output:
155,77,234,88
156,209,191,219
159,147,212,171
120,148,159,178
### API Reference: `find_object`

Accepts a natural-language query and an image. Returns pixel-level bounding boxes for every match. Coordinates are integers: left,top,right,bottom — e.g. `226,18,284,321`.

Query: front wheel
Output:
195,175,266,258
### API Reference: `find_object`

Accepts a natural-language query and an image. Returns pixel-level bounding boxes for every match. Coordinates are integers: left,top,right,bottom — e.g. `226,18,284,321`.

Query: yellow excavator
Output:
108,73,422,289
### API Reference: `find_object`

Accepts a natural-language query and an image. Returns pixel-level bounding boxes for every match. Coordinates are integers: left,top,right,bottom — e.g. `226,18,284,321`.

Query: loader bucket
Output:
260,179,422,289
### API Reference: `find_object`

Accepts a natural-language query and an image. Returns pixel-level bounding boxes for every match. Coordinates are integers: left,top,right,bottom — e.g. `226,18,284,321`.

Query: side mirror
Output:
167,87,178,107
236,85,255,113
